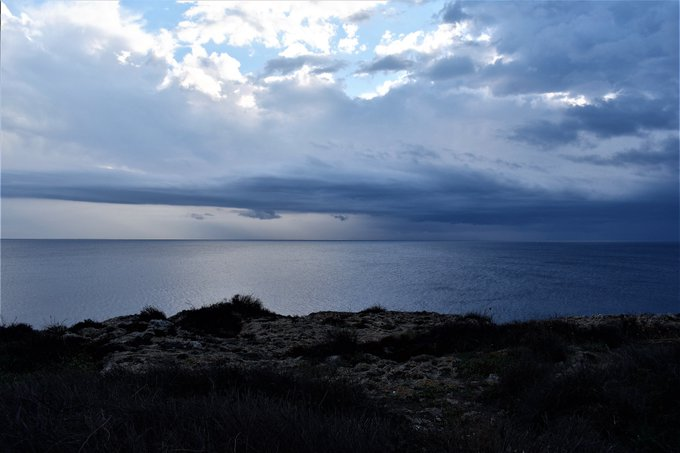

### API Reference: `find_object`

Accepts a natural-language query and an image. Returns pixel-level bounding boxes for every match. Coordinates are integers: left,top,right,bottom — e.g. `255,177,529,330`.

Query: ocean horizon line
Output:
2,238,679,244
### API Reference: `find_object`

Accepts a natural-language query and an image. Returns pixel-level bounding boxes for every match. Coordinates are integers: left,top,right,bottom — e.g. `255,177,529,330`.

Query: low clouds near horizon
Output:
1,1,678,240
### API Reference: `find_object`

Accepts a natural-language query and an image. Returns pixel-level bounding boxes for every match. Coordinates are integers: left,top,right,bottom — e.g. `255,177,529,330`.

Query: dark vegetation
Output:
360,304,387,314
289,328,360,359
0,323,95,374
171,294,275,337
1,300,678,452
69,319,104,331
0,367,415,453
293,313,674,362
138,305,166,321
486,342,680,453
288,314,680,452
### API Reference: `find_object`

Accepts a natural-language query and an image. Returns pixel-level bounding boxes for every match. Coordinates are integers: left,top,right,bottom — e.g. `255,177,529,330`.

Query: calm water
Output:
1,240,678,327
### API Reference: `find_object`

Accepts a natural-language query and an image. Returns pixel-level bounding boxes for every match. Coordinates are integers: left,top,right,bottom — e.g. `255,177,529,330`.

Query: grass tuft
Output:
0,366,416,453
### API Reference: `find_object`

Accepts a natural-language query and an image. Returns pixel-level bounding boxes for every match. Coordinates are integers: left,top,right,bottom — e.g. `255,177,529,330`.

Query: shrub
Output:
0,323,95,373
360,305,387,314
138,305,167,321
0,323,34,342
229,294,276,318
69,319,103,331
172,301,243,337
171,295,275,337
43,322,68,336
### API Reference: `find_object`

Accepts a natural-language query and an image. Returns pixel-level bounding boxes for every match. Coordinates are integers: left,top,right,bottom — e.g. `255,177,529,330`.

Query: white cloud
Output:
338,23,364,54
540,91,591,108
375,22,471,56
263,65,335,87
163,44,246,99
177,1,382,57
358,71,410,100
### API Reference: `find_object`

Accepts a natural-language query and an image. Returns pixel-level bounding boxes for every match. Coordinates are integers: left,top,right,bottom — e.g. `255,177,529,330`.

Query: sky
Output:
1,0,678,240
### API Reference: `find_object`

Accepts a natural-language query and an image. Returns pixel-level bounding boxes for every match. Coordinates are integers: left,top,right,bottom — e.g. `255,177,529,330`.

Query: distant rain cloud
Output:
236,209,282,220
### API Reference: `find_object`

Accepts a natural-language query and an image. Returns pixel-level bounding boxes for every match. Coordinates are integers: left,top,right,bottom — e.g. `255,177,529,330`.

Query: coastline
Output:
2,297,679,452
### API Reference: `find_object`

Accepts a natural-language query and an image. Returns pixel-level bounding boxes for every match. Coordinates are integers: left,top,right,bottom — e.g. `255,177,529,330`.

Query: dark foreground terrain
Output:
1,296,679,452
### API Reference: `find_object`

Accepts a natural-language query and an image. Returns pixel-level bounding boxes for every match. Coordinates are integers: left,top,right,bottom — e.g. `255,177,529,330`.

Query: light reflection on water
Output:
1,240,678,327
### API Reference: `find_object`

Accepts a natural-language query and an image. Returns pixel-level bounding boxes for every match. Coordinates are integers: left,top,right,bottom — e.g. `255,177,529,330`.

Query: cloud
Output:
236,209,282,220
176,2,382,56
565,137,679,169
510,95,678,147
508,120,581,148
4,162,677,235
439,1,470,24
264,56,346,75
565,96,678,138
332,214,349,221
1,0,678,240
425,56,475,79
189,213,205,220
356,55,413,73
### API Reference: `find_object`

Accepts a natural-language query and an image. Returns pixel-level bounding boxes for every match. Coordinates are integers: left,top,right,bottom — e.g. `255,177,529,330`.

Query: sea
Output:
1,240,678,327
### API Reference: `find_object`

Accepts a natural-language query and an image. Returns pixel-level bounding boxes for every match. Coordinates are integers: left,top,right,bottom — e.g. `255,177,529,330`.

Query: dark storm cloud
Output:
566,137,680,169
356,55,413,74
439,1,469,24
4,164,677,239
425,56,475,80
510,95,679,147
475,1,678,97
565,96,678,138
509,120,581,148
264,56,346,75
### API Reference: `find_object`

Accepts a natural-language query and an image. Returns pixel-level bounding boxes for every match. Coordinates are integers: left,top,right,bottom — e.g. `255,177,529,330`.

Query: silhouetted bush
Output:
0,323,95,373
43,322,68,336
0,322,34,342
360,305,387,314
171,295,275,337
172,301,243,337
229,294,276,318
69,319,103,331
138,305,167,321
